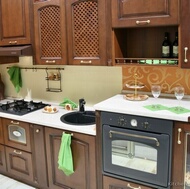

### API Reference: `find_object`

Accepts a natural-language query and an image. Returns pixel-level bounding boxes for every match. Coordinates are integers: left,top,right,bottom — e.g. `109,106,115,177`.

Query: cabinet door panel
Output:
0,0,31,46
112,0,178,27
5,146,34,181
45,127,96,189
0,118,3,144
0,144,6,173
33,0,67,65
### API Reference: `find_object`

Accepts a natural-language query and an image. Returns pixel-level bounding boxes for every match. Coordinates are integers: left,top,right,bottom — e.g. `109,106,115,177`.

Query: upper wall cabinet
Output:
180,0,190,69
33,0,67,65
66,0,107,66
112,0,179,28
0,0,31,46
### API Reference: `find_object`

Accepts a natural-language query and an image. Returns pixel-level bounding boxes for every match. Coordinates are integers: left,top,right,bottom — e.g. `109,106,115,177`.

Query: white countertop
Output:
0,101,96,136
94,94,190,122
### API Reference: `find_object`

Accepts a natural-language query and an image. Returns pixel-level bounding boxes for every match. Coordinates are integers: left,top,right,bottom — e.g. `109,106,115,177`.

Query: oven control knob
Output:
143,121,149,129
118,116,127,126
130,119,137,127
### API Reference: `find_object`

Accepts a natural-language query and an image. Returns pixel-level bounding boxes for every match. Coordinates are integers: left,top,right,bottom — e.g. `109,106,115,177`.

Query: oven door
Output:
103,125,171,187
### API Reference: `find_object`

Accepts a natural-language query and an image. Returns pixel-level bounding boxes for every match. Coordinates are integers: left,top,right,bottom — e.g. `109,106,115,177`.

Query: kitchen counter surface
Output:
94,94,190,122
0,100,96,136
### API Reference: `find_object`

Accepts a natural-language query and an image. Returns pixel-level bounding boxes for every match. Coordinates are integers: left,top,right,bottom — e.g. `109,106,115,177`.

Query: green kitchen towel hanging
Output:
58,133,74,176
7,66,22,93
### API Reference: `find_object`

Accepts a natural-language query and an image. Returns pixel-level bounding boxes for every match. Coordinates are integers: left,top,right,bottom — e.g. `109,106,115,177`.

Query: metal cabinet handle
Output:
184,47,188,63
127,183,141,189
177,128,182,144
9,41,17,44
11,121,19,125
13,150,22,155
80,60,92,64
36,129,40,133
45,60,56,63
136,20,150,25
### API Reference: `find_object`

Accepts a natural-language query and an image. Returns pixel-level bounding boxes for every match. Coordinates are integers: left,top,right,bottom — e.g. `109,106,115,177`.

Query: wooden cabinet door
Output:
112,0,179,27
180,0,190,68
45,127,97,189
0,144,6,173
0,0,31,46
103,176,155,189
5,146,34,182
33,0,67,65
66,0,107,66
0,118,3,144
30,124,48,188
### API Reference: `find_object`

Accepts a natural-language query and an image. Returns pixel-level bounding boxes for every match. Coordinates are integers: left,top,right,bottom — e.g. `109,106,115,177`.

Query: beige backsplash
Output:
0,57,122,105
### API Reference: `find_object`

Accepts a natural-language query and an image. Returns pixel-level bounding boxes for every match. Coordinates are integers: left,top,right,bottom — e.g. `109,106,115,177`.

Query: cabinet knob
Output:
36,129,40,133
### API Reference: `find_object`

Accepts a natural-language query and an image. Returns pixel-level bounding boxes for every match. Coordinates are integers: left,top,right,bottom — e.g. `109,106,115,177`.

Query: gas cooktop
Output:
0,99,49,116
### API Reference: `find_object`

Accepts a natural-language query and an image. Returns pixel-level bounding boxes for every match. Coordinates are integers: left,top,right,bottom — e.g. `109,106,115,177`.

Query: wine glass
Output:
174,86,184,111
151,85,161,108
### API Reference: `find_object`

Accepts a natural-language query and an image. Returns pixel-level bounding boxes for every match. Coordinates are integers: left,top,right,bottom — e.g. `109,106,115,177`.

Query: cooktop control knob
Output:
118,116,127,126
130,119,137,127
142,121,149,129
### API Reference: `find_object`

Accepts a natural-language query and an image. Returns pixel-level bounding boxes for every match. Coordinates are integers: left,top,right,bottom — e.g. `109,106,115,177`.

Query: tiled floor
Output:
0,174,36,189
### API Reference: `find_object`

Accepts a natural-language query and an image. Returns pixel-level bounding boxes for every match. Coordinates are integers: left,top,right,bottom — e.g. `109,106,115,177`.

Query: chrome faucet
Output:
79,98,86,112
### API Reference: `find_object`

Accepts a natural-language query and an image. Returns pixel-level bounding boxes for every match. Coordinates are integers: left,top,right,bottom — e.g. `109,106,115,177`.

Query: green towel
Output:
7,66,22,93
59,98,78,109
58,133,74,176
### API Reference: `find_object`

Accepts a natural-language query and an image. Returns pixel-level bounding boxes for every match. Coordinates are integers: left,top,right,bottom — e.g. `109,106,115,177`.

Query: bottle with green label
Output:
172,32,178,58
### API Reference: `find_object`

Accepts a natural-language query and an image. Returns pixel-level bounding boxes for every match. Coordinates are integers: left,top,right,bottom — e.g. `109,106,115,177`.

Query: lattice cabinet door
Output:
33,0,67,65
66,0,107,66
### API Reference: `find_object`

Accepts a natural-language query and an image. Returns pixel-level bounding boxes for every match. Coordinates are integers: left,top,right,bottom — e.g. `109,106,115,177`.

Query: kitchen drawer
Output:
5,146,34,182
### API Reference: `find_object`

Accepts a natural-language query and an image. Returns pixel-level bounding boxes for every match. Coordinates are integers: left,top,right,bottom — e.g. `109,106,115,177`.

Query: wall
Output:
122,66,190,95
0,57,122,105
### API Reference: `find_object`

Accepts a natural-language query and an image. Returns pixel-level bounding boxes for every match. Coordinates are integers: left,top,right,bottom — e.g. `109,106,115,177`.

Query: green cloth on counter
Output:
7,66,22,93
168,106,190,114
58,133,74,176
143,104,169,111
59,98,78,109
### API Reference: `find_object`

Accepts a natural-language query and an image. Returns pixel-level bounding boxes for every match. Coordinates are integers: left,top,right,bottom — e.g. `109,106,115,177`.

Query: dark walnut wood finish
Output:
45,127,97,189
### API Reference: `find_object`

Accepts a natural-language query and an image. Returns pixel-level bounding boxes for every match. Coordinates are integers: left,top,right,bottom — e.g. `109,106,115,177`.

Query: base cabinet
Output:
0,144,6,173
45,127,97,189
103,176,155,189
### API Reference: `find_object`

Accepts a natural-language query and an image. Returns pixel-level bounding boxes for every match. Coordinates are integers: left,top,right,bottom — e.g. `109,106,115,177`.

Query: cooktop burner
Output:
0,99,49,116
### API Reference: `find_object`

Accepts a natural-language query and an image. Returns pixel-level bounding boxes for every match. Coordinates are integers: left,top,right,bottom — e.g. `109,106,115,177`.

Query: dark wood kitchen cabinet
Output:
45,127,97,189
112,0,178,28
111,0,179,66
1,118,48,188
103,175,155,189
171,121,189,189
0,0,31,46
66,0,107,66
180,0,190,69
33,0,67,65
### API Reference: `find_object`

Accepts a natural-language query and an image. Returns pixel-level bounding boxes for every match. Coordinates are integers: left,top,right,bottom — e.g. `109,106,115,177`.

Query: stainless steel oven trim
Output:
109,130,160,147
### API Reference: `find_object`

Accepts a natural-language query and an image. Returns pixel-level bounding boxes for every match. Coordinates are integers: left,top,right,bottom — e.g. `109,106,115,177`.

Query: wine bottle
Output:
162,32,171,58
172,32,178,58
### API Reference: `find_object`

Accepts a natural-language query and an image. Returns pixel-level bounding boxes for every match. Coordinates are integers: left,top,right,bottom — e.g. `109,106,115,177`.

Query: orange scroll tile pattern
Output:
122,66,190,95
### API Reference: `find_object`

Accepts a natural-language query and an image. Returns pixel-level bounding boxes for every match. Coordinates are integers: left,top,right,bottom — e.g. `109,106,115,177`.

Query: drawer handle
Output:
45,60,56,63
136,20,150,25
184,47,188,63
9,41,17,44
80,60,92,64
177,128,182,144
13,150,22,155
11,121,19,125
127,183,141,189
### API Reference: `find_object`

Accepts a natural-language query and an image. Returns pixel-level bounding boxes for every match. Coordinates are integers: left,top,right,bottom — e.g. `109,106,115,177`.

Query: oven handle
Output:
109,130,160,147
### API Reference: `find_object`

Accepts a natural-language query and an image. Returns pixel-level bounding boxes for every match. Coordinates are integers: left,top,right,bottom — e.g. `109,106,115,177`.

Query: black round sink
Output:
60,111,95,125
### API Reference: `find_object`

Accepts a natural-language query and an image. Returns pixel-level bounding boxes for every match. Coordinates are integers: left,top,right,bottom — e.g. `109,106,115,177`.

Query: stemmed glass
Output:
174,86,184,111
151,85,161,108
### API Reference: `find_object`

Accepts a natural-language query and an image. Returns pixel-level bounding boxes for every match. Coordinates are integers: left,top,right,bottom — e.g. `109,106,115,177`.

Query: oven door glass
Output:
103,125,171,187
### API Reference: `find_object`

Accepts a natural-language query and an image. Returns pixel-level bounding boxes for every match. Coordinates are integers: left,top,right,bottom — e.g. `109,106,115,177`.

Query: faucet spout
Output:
79,98,86,112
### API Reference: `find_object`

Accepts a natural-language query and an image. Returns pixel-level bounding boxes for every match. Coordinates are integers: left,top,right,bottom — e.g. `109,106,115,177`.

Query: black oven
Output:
101,112,173,189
